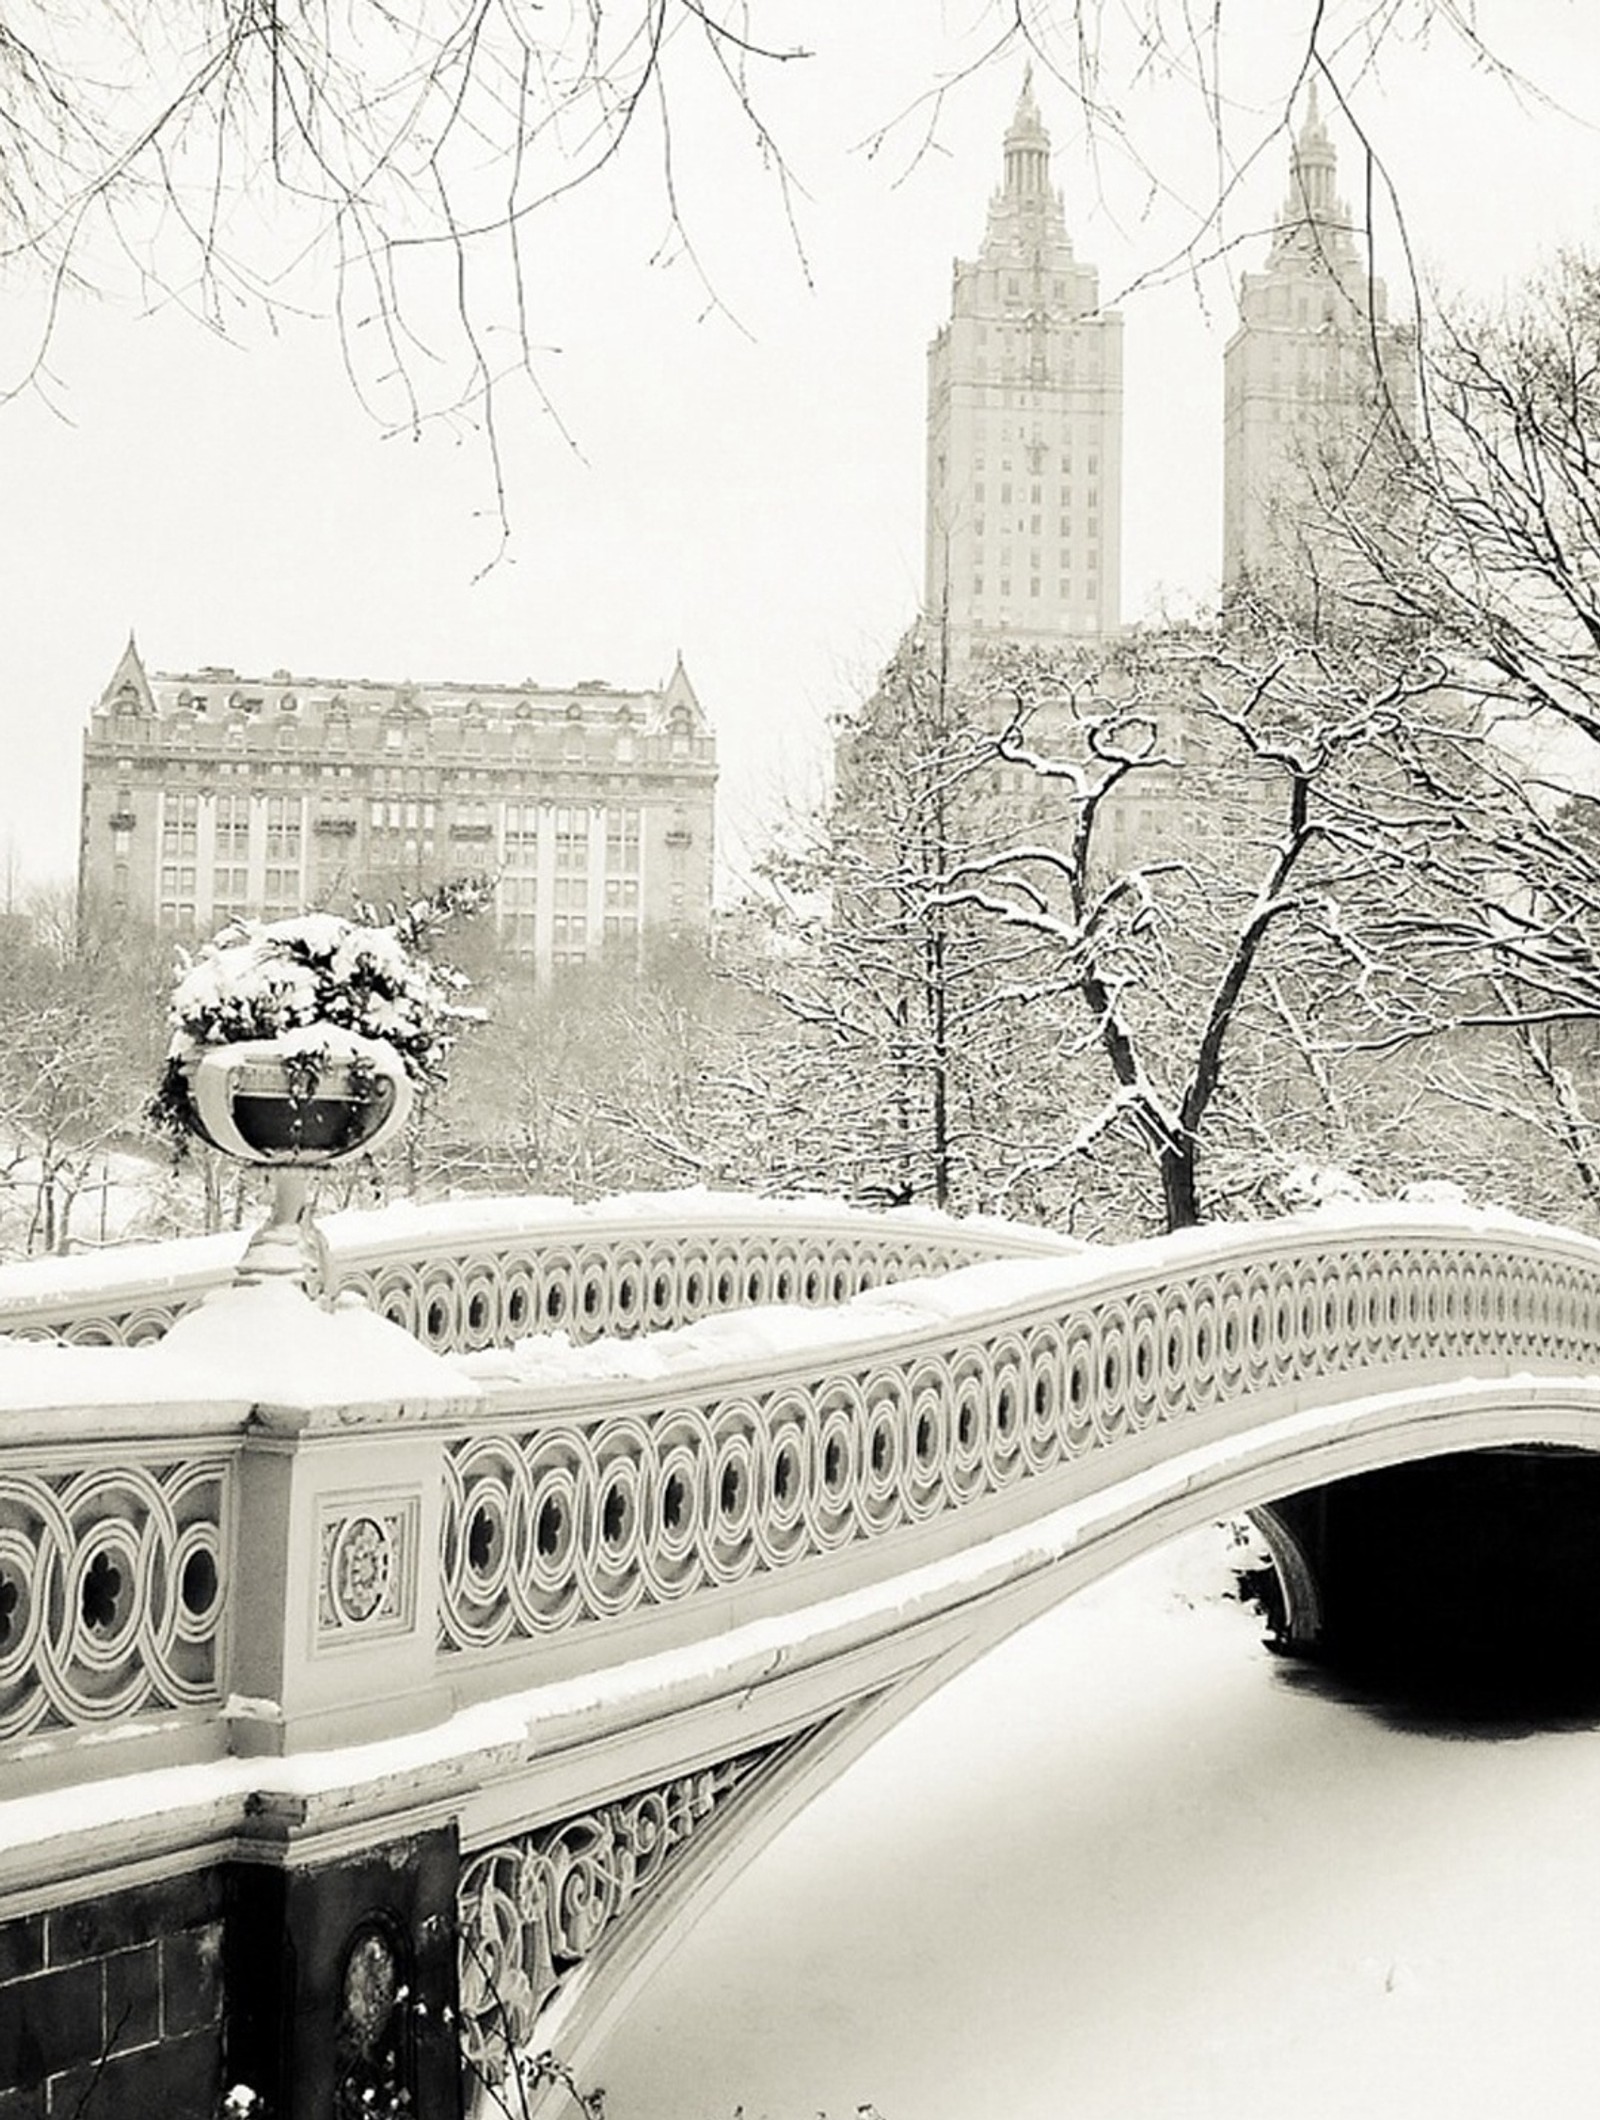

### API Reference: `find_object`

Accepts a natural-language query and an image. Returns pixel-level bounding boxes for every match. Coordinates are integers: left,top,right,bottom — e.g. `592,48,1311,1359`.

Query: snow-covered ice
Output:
598,1523,1600,2120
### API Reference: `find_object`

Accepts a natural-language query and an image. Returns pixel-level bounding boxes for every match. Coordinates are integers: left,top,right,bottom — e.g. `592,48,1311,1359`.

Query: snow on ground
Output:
598,1523,1600,2120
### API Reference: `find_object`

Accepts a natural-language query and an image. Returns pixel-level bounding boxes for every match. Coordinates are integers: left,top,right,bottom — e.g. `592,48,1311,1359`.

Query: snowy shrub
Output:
1398,1178,1472,1209
1274,1163,1373,1212
149,879,491,1150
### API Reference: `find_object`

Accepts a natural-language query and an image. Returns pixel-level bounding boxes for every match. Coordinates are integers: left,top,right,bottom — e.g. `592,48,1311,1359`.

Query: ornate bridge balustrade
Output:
0,1354,245,1788
5,1205,1600,1794
437,1207,1600,2098
0,1193,1076,1351
433,1210,1600,1686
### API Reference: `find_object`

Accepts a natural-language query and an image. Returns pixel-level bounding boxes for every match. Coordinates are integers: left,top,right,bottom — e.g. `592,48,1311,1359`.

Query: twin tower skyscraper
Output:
923,75,1414,644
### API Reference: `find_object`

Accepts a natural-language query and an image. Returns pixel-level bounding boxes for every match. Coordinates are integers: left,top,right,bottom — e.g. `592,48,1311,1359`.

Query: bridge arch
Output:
512,1376,1600,2098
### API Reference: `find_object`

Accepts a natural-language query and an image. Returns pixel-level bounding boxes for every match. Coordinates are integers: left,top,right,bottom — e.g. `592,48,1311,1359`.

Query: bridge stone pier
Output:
4,1192,1600,2116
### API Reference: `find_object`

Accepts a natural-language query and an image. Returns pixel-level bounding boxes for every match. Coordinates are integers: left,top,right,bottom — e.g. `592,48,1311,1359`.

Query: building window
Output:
499,869,538,956
215,793,250,859
555,807,589,877
263,795,302,915
603,868,640,947
158,864,197,928
503,802,539,857
605,806,641,874
212,792,251,919
161,792,199,860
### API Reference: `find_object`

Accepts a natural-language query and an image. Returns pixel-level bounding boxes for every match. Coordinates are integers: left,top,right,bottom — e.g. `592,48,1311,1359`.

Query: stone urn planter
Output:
151,898,488,1289
184,1035,414,1165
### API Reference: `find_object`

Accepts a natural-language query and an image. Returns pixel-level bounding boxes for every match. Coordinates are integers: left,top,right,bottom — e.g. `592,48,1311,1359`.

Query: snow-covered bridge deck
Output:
2,1196,1599,2114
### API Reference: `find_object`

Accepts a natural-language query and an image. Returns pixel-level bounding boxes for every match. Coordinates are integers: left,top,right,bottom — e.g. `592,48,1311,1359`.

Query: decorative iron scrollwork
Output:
458,1738,802,2080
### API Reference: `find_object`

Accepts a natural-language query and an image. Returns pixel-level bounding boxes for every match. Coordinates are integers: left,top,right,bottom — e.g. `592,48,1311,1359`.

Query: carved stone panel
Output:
316,1492,420,1646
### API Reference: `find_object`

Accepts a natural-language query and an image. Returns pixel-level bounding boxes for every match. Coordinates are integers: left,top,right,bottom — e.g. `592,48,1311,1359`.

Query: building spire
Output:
1290,81,1339,223
1264,83,1356,275
1002,65,1051,201
98,631,154,715
980,69,1073,265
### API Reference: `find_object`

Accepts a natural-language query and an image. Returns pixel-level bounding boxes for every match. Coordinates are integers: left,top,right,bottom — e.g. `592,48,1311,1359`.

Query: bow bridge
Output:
2,1192,1598,2117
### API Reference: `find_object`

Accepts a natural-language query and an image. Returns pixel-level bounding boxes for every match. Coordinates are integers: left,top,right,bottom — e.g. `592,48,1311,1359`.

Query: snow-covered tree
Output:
1307,253,1600,1216
0,892,170,1254
741,627,1114,1217
925,614,1473,1229
418,937,805,1201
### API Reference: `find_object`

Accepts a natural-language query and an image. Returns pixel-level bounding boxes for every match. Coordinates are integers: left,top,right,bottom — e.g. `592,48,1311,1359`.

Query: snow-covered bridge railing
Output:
8,1203,1600,2115
431,1204,1600,1692
0,1193,1076,1351
6,1201,1600,1803
0,1345,246,1783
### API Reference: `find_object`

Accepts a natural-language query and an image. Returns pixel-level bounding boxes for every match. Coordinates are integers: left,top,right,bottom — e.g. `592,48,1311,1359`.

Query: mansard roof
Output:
90,652,707,738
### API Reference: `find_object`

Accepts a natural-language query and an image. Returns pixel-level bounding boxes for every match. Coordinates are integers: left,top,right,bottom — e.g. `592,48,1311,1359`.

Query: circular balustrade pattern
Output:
0,1205,1063,1753
337,1231,984,1355
457,1739,797,2081
6,1218,1600,1748
440,1236,1600,1651
0,1460,228,1740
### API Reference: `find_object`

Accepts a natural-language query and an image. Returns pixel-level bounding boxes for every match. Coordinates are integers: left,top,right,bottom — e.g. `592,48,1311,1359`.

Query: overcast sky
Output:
3,2,1598,902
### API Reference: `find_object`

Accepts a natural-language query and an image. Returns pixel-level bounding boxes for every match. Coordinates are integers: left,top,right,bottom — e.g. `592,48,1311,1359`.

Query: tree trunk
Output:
1160,1140,1201,1232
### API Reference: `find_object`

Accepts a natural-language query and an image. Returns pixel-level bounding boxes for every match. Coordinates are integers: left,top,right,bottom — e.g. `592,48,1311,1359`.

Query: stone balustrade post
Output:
158,1276,480,1756
161,1276,478,2117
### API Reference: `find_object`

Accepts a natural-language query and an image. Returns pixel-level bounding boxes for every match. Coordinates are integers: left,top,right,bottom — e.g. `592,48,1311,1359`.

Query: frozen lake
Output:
599,1523,1600,2119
